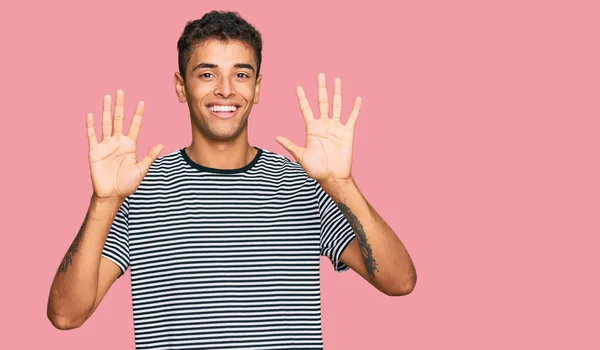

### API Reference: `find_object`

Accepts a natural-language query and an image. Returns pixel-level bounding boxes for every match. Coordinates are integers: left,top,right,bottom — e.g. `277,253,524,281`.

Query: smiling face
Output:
175,39,262,142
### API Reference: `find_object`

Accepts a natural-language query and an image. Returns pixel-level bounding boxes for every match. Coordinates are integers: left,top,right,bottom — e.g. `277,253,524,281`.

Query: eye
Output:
236,72,250,78
200,72,214,79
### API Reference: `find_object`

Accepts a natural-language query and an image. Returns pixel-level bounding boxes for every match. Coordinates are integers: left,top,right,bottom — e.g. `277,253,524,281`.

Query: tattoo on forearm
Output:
337,202,378,278
58,214,88,273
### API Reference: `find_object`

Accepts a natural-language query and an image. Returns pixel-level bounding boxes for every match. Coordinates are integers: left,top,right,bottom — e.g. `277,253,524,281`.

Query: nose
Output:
214,76,235,98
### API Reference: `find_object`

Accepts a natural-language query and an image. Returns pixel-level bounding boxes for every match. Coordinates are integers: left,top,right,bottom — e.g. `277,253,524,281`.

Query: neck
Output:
186,128,257,170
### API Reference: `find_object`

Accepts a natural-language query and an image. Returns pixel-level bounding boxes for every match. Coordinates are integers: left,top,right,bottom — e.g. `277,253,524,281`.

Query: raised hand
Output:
87,90,163,200
276,73,362,183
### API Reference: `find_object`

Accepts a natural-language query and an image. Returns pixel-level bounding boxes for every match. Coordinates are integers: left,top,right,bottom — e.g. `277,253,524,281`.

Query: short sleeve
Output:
101,197,130,276
315,182,356,272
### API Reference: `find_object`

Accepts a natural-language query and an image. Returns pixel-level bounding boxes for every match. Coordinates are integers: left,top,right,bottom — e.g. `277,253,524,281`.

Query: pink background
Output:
1,0,599,349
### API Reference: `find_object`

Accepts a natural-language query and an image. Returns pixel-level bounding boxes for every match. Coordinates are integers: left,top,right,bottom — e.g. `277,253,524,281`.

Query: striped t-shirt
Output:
102,147,356,349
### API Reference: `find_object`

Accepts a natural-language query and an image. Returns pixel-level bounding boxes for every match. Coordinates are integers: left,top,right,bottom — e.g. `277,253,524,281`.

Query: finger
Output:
275,136,305,163
102,94,112,140
332,78,342,122
113,90,125,136
296,86,315,123
128,101,145,141
345,96,362,130
137,143,164,177
86,113,98,149
317,73,329,118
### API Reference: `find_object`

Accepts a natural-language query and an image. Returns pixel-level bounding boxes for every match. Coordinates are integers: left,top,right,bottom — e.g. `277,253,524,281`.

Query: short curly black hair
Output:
177,11,263,81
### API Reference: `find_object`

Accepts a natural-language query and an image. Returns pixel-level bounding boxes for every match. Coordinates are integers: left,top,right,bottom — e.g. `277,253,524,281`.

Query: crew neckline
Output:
179,147,263,174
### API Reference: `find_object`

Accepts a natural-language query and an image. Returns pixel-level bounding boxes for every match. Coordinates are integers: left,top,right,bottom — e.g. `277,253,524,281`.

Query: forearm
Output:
47,195,122,327
321,178,416,294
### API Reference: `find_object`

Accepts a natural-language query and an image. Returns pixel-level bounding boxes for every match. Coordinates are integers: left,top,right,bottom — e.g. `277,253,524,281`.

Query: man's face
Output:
175,39,262,142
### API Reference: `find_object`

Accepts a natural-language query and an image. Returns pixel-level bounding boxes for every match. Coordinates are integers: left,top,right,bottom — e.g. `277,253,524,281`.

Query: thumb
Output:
275,136,304,162
137,143,164,176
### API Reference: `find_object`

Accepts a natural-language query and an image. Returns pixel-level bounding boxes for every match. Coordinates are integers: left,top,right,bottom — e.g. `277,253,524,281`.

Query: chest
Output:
126,179,322,281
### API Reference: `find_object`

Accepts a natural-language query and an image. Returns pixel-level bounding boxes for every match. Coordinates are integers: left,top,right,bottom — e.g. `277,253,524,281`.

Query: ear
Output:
174,72,187,103
253,74,262,104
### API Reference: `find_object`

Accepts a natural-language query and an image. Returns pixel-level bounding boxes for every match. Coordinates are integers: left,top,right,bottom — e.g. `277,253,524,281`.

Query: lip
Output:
207,104,241,120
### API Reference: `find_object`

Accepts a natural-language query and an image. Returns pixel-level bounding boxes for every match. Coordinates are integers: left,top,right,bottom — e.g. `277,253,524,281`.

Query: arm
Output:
276,73,416,296
47,195,123,329
323,178,416,296
47,90,162,329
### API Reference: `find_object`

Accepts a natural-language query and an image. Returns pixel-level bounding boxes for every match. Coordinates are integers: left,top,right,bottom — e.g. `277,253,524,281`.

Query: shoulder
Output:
134,148,187,188
257,148,312,178
142,148,187,176
255,148,321,192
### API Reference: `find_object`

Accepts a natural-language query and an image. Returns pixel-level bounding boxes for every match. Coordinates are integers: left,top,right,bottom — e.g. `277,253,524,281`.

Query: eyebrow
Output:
192,63,255,72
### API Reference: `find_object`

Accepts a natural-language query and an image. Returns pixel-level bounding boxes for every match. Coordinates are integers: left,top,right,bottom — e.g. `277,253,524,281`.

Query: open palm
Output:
276,73,362,183
87,90,163,200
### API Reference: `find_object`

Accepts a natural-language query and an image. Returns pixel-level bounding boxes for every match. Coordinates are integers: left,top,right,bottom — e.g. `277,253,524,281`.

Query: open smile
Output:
207,104,241,119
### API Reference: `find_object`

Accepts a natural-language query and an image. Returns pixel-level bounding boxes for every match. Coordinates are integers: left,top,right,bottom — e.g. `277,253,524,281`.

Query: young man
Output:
47,10,416,349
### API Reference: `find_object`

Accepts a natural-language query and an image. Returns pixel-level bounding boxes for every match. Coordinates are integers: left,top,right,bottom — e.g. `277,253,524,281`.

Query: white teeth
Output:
210,105,237,112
